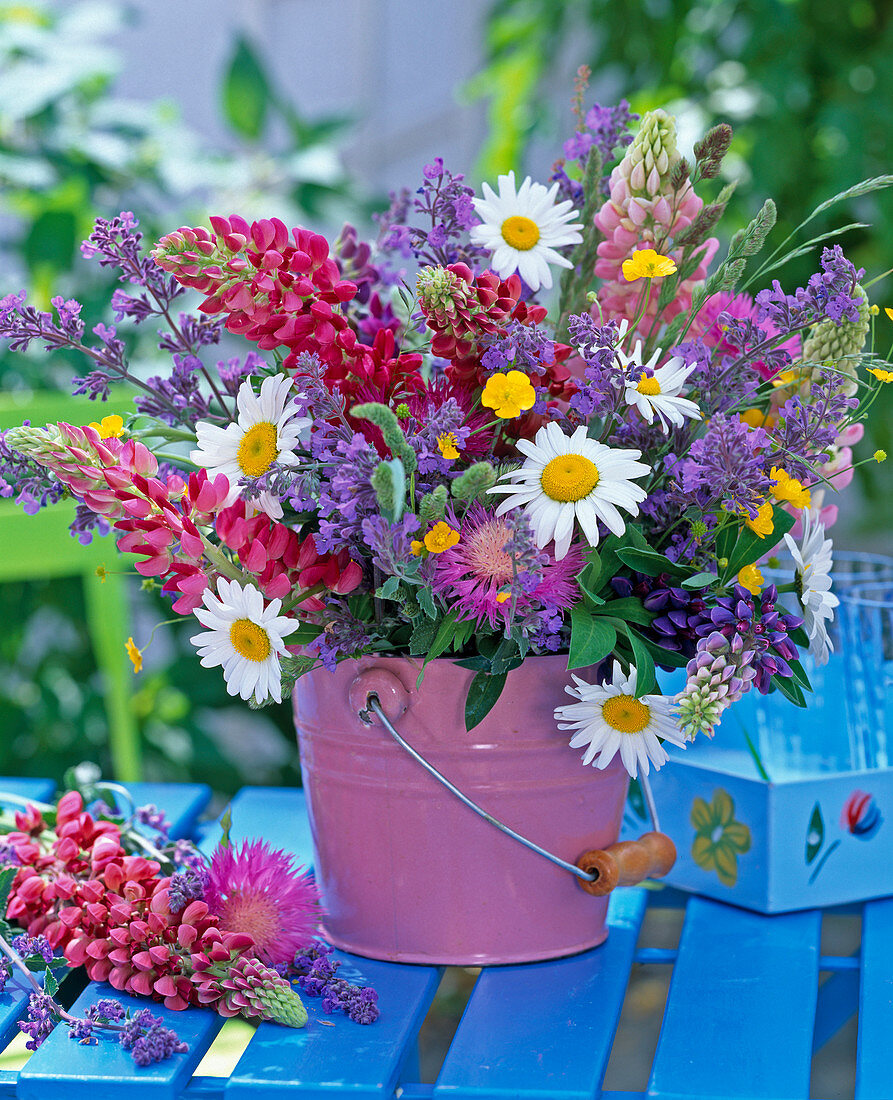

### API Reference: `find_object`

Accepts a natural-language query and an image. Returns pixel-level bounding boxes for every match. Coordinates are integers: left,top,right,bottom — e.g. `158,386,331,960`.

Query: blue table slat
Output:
433,888,648,1099
17,985,223,1100
225,952,441,1099
649,897,821,1100
812,966,859,1052
125,783,213,840
856,897,893,1099
201,787,315,868
0,778,57,809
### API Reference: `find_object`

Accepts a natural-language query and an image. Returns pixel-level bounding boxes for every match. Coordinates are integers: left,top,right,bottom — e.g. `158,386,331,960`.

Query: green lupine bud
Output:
451,462,497,502
394,403,411,420
3,424,62,459
800,284,871,396
624,109,679,198
351,402,417,473
371,459,405,522
419,484,448,525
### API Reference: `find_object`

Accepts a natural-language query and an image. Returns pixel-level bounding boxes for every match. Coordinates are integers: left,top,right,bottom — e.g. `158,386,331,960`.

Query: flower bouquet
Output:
1,85,888,961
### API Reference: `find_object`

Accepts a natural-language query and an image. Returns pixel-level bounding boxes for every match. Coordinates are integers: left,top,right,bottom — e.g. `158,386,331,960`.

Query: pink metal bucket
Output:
293,654,630,965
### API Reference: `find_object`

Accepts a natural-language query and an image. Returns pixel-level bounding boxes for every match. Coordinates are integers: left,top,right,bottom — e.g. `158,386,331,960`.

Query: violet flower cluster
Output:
291,941,380,1025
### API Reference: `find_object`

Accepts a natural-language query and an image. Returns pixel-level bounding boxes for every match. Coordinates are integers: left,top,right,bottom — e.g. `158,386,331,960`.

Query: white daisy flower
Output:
190,577,299,704
469,171,583,292
555,662,686,779
783,509,839,666
488,422,650,560
191,374,310,520
618,340,701,433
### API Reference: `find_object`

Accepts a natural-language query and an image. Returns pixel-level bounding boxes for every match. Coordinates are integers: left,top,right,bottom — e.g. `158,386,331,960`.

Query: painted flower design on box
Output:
840,790,883,839
691,788,751,887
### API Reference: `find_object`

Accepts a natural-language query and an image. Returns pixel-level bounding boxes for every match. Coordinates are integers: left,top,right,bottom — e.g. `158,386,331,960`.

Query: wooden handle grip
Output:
575,831,677,897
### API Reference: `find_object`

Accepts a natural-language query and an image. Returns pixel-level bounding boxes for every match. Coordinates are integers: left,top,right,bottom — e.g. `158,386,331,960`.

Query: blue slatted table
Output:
0,779,884,1099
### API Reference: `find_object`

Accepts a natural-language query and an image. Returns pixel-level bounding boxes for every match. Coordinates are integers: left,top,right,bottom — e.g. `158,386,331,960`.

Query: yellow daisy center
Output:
602,694,651,734
540,454,600,502
501,215,541,251
237,422,279,477
637,373,662,396
229,619,272,662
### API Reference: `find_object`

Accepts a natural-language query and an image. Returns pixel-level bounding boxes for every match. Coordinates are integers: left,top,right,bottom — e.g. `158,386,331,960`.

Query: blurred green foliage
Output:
0,0,365,795
471,0,893,508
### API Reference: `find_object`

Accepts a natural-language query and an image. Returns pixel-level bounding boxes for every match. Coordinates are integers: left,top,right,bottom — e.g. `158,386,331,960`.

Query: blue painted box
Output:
620,658,890,913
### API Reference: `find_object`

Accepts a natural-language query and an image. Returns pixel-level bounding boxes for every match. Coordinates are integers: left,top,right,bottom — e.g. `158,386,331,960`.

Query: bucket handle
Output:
361,691,676,896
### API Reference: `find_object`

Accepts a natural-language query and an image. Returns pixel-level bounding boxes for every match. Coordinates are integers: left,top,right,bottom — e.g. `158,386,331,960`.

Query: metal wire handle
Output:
365,694,635,885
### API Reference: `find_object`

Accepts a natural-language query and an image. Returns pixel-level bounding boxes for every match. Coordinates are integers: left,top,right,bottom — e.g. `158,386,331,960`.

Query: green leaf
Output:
806,802,825,864
465,672,508,730
453,655,492,671
681,571,719,589
724,506,797,578
218,807,233,850
43,971,59,998
409,616,438,656
568,607,617,671
0,866,17,918
787,658,813,693
416,586,437,619
23,209,77,275
624,628,657,696
221,36,271,140
592,596,653,627
615,547,687,578
377,575,402,601
424,611,459,665
715,521,739,564
771,672,807,707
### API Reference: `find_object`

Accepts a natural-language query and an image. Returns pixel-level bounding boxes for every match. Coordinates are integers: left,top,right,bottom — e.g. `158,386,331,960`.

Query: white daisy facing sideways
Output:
469,171,583,292
488,422,650,560
191,374,310,520
555,662,686,779
191,578,299,705
783,508,839,666
618,340,701,433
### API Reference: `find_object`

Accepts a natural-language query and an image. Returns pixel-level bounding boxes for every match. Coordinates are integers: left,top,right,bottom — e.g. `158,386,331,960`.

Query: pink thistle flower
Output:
431,503,584,628
204,841,320,967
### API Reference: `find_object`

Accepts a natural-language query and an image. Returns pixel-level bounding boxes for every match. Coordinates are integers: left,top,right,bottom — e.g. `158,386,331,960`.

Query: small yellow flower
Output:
868,367,893,383
410,540,425,556
621,249,677,282
885,307,893,322
437,431,460,460
769,466,811,509
495,590,511,604
87,414,126,439
771,368,801,389
743,501,774,540
739,408,776,430
870,304,880,315
481,370,536,419
95,564,108,583
423,522,461,554
737,563,764,595
875,450,887,463
125,637,143,674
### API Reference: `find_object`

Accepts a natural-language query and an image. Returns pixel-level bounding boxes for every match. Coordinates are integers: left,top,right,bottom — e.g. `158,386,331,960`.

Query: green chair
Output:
0,388,142,781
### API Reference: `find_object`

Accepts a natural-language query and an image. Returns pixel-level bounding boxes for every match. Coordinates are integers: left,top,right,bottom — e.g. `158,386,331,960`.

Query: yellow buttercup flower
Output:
884,307,893,322
410,540,425,556
740,408,776,430
743,501,774,539
495,590,511,604
423,522,460,554
621,249,677,282
481,370,537,419
875,450,887,463
769,466,811,509
868,367,893,383
125,637,143,674
737,564,764,596
437,431,460,460
88,414,126,439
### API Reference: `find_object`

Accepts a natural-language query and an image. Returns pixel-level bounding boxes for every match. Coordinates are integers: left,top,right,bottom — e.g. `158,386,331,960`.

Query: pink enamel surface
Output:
293,655,630,965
